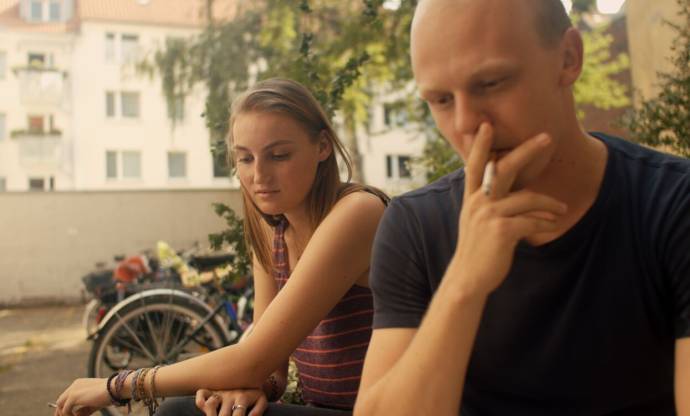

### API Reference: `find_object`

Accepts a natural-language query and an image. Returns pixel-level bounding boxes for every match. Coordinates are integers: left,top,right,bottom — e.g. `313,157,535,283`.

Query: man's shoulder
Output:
393,168,465,208
596,132,690,178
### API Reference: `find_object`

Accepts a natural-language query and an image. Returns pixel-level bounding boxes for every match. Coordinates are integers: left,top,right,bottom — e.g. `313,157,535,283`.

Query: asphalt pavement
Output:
0,305,90,416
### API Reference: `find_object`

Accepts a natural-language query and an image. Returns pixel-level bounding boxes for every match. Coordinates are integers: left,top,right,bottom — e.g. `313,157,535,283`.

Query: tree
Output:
621,0,690,157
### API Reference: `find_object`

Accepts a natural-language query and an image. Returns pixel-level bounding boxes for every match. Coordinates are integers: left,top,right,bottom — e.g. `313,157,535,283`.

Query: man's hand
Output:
451,122,568,298
195,388,268,416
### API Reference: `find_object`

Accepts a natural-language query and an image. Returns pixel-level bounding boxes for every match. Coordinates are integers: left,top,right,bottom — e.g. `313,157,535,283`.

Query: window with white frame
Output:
48,0,61,21
0,177,6,192
167,96,185,121
121,92,140,118
29,0,42,20
106,92,116,118
0,113,6,141
120,34,139,64
167,152,187,178
122,151,141,178
106,151,117,179
106,150,142,180
105,33,115,62
106,91,140,119
0,51,6,80
386,154,412,180
383,101,409,128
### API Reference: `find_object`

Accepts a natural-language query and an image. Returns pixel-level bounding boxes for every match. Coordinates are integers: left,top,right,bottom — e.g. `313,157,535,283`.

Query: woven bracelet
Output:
106,372,131,408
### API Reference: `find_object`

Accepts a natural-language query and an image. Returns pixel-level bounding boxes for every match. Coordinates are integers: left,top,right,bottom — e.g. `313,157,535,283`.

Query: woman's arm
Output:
56,192,384,415
153,191,384,394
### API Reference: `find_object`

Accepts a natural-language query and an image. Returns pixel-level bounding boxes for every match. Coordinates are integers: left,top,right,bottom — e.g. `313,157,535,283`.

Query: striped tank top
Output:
272,218,374,409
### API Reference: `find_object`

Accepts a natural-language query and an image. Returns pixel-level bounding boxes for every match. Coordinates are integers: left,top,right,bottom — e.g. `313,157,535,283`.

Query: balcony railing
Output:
13,66,68,107
13,132,66,169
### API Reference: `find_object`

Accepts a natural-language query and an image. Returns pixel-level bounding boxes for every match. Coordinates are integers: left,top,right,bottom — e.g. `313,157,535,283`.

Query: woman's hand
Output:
54,378,111,416
451,122,568,298
195,388,268,416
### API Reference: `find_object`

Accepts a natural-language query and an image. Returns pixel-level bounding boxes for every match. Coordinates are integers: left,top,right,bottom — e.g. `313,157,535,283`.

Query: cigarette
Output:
481,159,496,196
47,402,58,408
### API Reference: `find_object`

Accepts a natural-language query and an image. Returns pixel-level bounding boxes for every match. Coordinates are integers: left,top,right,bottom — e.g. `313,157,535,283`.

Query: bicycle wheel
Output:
88,293,228,416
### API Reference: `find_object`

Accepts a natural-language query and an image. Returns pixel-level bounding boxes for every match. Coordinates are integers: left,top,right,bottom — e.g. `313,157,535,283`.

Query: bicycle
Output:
87,274,254,416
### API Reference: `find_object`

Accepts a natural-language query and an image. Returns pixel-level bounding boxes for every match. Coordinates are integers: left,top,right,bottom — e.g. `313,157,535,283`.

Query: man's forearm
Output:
355,268,487,415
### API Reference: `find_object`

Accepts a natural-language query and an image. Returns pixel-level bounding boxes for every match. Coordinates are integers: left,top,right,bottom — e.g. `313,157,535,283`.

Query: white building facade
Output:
0,0,426,195
0,0,238,192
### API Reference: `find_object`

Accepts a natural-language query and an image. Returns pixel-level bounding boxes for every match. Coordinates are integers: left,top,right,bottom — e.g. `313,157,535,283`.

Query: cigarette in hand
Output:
47,402,58,408
481,159,496,196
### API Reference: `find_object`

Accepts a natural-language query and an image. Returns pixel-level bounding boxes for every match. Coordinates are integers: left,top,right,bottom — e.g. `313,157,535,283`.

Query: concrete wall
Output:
626,0,684,102
0,189,242,305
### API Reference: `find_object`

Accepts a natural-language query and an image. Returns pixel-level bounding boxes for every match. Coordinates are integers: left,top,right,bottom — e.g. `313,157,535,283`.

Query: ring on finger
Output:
232,404,247,411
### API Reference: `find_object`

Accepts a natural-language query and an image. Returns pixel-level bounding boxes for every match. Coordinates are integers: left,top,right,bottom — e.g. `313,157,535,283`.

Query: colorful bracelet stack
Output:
106,366,164,416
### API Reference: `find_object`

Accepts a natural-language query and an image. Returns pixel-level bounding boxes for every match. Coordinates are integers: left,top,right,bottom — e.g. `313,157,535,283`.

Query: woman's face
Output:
232,111,331,216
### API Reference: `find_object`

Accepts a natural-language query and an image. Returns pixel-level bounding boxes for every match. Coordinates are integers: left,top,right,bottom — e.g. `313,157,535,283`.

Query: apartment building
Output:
0,0,239,192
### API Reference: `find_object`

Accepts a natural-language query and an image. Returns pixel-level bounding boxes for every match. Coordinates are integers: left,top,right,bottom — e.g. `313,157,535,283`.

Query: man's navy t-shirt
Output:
370,134,690,415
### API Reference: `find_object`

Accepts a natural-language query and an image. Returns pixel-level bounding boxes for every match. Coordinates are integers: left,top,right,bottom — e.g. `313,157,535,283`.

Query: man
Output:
354,0,690,414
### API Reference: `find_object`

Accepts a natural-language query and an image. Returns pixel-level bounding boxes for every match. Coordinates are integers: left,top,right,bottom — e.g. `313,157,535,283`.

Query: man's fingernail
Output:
536,134,551,145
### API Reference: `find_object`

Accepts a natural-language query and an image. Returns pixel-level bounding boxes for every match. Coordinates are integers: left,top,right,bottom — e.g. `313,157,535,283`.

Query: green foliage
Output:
621,0,690,157
574,16,630,119
208,203,251,280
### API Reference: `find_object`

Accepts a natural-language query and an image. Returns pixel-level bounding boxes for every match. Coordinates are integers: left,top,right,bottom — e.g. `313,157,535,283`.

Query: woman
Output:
54,78,387,416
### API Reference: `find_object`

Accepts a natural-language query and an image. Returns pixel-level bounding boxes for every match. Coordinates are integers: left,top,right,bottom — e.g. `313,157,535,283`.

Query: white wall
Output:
0,189,242,305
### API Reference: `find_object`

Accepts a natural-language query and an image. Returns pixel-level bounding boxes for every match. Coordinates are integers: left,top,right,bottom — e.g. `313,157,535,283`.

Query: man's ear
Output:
559,27,584,87
318,130,333,162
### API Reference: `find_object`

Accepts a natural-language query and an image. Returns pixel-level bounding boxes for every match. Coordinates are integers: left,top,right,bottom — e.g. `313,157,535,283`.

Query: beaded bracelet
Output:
137,367,151,407
146,365,163,414
130,368,143,402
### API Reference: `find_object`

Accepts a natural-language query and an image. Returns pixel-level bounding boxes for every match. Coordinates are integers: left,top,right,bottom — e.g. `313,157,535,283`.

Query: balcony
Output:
12,130,66,169
13,66,68,107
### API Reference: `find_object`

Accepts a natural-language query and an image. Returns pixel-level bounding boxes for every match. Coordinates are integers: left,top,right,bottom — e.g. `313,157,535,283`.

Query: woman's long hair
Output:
227,78,388,273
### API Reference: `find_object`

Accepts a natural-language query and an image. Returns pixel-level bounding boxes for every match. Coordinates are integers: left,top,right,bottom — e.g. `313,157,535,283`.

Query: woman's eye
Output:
272,153,290,161
236,156,252,164
481,78,505,89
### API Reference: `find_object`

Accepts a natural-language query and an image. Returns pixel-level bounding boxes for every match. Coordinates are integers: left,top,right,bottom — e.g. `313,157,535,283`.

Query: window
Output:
29,177,45,191
0,113,5,141
168,152,187,178
28,115,45,134
383,102,409,128
385,154,413,180
0,177,6,192
28,52,45,68
121,92,140,118
30,0,42,20
122,151,141,178
49,0,60,21
167,96,185,121
106,92,115,117
0,51,6,80
398,155,412,178
121,34,139,63
105,33,115,62
106,151,117,179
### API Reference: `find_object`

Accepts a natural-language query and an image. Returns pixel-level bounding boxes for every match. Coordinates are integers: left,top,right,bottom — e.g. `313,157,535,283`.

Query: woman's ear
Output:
318,130,333,162
559,27,584,87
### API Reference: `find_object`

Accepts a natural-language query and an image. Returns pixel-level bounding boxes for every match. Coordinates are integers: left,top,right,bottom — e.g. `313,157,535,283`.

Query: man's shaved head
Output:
414,0,572,48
